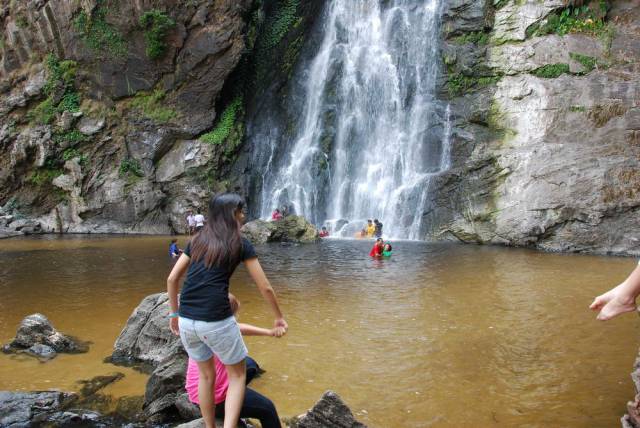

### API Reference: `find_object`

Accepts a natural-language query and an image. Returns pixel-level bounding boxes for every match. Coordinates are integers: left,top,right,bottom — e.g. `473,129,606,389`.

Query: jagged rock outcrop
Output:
425,0,640,255
288,391,367,428
2,313,88,359
242,215,319,244
111,293,182,366
0,0,318,236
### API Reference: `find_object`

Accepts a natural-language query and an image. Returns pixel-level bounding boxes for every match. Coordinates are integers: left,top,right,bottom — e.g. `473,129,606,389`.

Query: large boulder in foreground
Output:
111,293,183,367
112,292,188,423
242,216,319,244
290,391,367,428
2,313,88,359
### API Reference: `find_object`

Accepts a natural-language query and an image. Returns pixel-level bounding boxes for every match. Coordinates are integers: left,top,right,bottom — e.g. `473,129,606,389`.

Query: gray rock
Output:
25,343,57,360
4,313,87,354
112,293,183,366
23,69,46,98
143,353,188,419
242,216,319,245
175,392,201,420
77,117,105,136
0,391,77,427
291,391,366,428
241,219,276,244
57,111,79,133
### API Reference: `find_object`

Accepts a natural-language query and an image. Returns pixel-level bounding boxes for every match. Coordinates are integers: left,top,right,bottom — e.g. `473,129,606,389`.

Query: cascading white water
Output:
256,0,450,239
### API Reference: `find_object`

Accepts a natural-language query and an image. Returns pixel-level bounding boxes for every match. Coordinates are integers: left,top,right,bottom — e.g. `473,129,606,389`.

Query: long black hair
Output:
189,193,245,270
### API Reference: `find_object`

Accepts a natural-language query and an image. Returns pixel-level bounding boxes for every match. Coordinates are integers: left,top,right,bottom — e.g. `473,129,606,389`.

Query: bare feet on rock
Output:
590,285,637,321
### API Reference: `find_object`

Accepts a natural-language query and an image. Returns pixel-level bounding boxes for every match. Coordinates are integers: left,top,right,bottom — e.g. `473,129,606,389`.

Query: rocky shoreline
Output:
1,294,364,428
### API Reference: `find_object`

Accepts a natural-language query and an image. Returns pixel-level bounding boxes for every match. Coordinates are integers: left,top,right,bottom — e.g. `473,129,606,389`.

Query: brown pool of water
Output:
0,235,638,427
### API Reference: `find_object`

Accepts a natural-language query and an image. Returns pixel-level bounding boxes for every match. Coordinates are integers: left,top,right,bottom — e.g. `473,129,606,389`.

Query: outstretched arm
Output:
590,263,640,320
167,253,190,334
244,257,288,331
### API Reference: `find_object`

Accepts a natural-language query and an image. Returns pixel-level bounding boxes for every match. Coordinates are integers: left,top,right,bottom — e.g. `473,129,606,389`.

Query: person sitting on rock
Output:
369,238,384,257
185,294,284,428
319,226,329,238
271,208,283,221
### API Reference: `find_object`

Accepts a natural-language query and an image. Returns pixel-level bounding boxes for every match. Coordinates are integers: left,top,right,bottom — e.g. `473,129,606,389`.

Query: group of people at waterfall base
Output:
165,192,633,428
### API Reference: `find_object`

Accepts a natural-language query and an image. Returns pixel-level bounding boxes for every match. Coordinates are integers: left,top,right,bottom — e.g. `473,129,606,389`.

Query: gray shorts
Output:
178,315,248,365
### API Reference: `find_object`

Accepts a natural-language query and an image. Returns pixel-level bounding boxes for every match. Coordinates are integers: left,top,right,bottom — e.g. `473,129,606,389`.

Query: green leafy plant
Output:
130,89,177,123
569,52,601,74
29,168,63,186
530,63,570,78
119,158,144,178
530,5,608,38
54,129,87,146
73,2,128,58
139,10,175,60
452,31,489,46
29,54,80,124
447,73,501,97
200,97,243,146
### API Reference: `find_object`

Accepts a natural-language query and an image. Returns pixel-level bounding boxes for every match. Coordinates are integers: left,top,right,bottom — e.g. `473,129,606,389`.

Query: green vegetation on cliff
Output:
200,97,245,161
447,73,501,97
73,1,128,59
28,55,79,125
139,10,175,60
130,89,177,123
527,4,608,38
119,158,143,178
530,63,570,78
452,31,489,46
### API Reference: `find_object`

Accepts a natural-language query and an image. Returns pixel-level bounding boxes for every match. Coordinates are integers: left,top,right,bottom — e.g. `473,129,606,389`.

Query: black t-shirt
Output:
179,238,257,322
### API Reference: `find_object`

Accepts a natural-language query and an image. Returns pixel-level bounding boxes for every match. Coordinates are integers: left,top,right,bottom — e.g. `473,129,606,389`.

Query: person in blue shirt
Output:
169,239,182,259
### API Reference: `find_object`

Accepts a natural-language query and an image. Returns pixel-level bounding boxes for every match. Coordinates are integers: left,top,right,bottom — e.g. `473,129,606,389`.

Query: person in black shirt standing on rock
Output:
374,219,383,238
166,193,288,428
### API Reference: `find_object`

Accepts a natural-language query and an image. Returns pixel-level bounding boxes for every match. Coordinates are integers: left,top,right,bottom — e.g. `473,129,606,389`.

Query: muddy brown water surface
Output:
1,235,639,427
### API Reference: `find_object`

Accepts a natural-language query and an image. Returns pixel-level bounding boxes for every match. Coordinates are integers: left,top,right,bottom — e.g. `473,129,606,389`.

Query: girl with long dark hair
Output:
167,193,288,428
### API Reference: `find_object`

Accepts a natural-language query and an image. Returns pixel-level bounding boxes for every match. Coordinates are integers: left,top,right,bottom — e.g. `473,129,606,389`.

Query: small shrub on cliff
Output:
29,55,80,124
452,31,489,46
73,2,128,59
530,63,570,78
54,130,87,146
119,158,144,178
130,89,177,123
28,168,63,186
200,97,243,146
139,10,175,60
529,4,608,38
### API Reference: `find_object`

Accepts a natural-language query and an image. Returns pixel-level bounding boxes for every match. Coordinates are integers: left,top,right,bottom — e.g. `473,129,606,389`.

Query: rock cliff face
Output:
0,0,320,235
428,0,640,255
2,0,639,256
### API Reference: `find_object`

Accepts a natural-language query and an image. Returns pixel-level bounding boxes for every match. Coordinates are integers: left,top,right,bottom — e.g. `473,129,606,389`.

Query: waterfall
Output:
253,0,450,240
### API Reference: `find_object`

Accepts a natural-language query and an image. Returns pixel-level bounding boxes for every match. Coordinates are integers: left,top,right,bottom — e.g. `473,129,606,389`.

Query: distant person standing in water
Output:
369,238,384,257
186,210,196,235
374,219,383,238
366,219,375,238
590,261,640,320
194,209,205,232
382,243,392,257
167,193,288,428
169,239,182,259
319,226,329,238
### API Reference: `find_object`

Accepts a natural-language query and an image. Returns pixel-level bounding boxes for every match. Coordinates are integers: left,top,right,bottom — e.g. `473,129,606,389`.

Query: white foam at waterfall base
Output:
257,0,451,240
